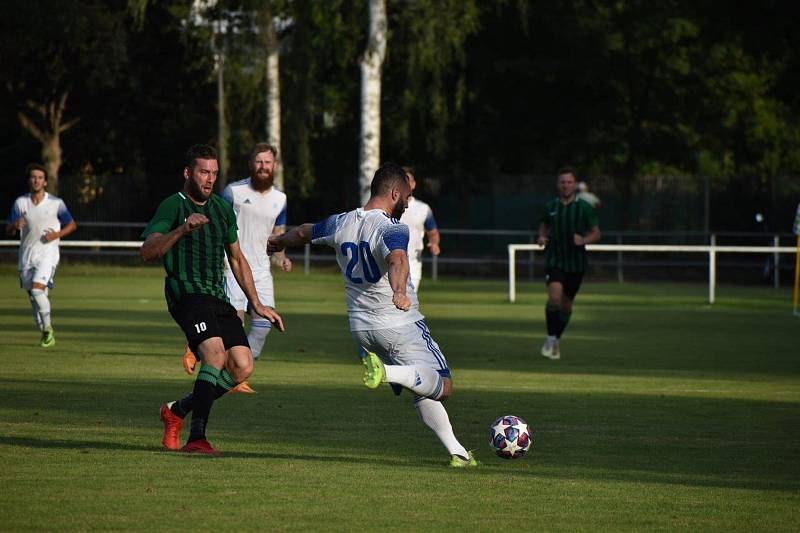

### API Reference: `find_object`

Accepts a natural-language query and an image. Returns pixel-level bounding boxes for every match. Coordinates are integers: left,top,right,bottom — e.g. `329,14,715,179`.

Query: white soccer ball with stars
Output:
489,415,532,459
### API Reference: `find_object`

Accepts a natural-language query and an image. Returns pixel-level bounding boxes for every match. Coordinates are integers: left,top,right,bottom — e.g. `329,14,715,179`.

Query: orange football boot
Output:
159,404,183,451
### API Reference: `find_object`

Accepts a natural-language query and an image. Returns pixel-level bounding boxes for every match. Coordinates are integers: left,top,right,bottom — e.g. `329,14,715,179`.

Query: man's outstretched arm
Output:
267,223,314,254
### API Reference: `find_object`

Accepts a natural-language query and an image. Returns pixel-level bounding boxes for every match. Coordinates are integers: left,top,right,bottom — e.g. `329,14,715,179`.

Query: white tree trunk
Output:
265,11,283,190
216,22,229,187
358,0,387,205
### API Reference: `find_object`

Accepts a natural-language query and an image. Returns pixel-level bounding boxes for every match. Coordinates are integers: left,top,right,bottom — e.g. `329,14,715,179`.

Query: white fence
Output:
1,238,797,307
508,243,798,304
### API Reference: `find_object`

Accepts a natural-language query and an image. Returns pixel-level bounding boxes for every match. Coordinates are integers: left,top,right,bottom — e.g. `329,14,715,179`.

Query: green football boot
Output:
449,451,479,468
40,329,55,348
362,352,385,389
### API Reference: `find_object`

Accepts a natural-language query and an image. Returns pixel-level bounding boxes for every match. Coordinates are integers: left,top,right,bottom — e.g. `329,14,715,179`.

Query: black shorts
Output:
545,267,584,300
169,294,249,357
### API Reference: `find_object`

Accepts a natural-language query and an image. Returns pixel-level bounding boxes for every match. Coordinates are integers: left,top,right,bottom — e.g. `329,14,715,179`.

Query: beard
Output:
187,178,211,201
390,199,407,219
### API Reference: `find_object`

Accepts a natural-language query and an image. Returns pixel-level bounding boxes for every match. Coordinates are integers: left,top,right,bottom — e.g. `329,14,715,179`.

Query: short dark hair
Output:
557,166,577,178
249,143,278,163
186,144,218,170
25,163,47,181
370,163,408,197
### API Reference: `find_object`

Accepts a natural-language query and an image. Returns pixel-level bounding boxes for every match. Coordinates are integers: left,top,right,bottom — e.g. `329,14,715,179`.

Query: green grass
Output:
1,263,798,531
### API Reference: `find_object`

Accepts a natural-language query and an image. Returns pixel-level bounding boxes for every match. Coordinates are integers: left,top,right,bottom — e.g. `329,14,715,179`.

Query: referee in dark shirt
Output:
537,167,601,360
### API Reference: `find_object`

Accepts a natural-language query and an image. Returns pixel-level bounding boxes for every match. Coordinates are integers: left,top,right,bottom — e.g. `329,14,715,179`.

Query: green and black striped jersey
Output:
142,192,238,308
539,197,599,273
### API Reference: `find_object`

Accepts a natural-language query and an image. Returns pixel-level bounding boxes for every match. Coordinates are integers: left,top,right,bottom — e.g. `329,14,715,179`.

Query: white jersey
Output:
400,197,437,264
7,193,74,271
312,208,424,331
221,178,287,273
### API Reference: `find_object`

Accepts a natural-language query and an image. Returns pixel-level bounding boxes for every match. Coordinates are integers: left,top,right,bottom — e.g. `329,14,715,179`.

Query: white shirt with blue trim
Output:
400,197,437,264
311,208,424,331
221,179,287,273
8,193,73,271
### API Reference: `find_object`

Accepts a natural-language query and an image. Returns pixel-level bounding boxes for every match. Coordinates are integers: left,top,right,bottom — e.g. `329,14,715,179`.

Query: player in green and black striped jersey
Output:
537,166,601,360
140,144,284,455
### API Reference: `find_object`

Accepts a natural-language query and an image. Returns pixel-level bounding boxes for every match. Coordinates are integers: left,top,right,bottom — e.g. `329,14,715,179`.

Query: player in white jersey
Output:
268,163,477,467
399,167,440,291
5,163,77,347
181,144,291,392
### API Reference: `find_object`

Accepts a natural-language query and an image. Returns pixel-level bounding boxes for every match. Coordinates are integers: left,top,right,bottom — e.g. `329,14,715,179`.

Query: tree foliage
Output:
1,0,797,230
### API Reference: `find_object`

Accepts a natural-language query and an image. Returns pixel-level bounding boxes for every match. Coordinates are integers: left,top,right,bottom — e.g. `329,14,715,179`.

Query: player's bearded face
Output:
186,159,218,202
251,151,276,188
390,184,411,219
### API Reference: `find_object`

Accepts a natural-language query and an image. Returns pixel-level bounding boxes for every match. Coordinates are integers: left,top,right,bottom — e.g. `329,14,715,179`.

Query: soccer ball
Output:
489,415,532,459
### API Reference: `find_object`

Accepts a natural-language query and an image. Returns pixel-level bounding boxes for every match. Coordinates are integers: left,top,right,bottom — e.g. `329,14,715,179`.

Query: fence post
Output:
709,234,716,304
304,243,310,275
432,253,438,282
773,234,780,288
616,234,624,283
508,245,516,303
528,232,535,281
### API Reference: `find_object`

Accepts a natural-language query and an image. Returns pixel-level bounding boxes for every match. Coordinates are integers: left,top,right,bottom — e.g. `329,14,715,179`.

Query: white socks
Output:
30,289,51,331
248,319,272,359
415,397,469,458
384,364,444,399
28,293,43,329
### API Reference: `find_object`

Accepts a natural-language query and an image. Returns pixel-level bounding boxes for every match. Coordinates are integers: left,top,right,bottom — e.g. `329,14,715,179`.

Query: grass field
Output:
1,263,798,531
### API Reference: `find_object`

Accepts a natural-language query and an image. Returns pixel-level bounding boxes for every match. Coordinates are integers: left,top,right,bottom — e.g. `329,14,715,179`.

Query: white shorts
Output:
352,320,451,378
19,258,58,290
224,270,275,311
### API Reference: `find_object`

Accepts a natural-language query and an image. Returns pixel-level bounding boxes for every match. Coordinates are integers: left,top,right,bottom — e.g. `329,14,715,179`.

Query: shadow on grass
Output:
2,378,798,493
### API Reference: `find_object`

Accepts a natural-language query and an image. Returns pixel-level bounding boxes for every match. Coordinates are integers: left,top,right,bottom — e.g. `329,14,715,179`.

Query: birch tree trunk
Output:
358,0,387,204
264,6,283,190
215,20,230,187
17,93,79,195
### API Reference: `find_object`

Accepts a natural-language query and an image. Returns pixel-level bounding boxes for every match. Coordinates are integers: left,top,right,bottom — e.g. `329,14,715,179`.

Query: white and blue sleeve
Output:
378,222,409,258
311,213,344,247
8,201,22,224
220,184,234,205
56,200,74,225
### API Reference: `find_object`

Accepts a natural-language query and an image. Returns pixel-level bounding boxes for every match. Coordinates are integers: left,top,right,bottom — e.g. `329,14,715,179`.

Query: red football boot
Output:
159,403,183,451
181,439,222,456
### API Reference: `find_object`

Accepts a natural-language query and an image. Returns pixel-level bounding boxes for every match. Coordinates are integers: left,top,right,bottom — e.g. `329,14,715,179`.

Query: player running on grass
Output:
537,166,601,360
141,144,284,455
267,163,477,467
6,163,77,347
181,143,292,394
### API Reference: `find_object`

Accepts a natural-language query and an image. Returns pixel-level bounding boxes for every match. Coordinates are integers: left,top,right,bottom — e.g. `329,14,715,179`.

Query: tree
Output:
262,1,284,189
1,1,127,193
358,0,387,204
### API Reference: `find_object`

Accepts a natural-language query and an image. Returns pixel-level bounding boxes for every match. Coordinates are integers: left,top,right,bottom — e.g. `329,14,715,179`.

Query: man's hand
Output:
252,303,285,332
182,213,209,234
537,235,549,247
277,256,292,272
12,218,26,232
573,234,585,246
392,292,411,311
267,235,284,255
42,230,59,243
427,242,441,255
